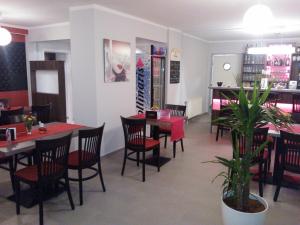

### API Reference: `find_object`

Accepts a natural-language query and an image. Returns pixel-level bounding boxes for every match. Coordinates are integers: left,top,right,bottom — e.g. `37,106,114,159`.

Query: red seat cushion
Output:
159,127,171,133
68,151,96,167
15,163,63,182
128,138,160,150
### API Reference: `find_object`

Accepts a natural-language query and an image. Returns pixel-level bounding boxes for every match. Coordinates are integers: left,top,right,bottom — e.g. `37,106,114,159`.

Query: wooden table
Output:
131,114,185,167
0,122,85,208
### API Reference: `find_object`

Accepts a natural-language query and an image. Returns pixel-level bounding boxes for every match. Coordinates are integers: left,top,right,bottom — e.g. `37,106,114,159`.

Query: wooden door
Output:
30,61,66,122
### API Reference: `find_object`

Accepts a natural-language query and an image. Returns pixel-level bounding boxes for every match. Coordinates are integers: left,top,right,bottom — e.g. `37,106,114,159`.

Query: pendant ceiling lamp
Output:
243,4,273,35
0,27,12,46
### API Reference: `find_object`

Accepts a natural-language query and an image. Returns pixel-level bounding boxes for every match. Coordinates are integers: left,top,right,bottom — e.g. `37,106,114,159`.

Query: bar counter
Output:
209,86,300,129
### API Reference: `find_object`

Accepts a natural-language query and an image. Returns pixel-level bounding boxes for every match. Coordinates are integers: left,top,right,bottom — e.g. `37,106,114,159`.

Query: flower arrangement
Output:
23,113,36,134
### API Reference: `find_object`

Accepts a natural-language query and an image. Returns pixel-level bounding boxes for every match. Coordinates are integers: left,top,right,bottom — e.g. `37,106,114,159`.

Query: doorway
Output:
30,60,66,122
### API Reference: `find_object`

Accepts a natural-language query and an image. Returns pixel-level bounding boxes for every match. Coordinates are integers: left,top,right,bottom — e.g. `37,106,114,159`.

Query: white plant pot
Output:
221,193,268,225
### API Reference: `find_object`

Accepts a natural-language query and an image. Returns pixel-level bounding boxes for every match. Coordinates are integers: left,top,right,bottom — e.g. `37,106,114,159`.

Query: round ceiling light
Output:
243,4,273,35
0,27,12,46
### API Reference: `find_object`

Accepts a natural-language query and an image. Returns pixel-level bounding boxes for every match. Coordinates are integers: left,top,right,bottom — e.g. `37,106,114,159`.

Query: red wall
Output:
0,26,29,107
0,90,29,107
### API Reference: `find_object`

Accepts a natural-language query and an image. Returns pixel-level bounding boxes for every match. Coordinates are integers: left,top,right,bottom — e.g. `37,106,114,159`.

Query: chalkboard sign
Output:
170,61,180,84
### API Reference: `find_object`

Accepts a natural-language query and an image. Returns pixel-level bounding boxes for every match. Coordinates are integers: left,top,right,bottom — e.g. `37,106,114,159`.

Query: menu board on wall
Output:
170,61,180,84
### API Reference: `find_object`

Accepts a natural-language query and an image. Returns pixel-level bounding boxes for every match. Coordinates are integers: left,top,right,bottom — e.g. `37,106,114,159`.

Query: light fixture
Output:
0,27,12,46
243,4,273,35
247,45,295,55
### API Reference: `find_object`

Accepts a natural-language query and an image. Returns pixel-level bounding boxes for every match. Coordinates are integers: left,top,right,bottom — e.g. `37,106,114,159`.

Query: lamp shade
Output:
243,4,273,35
0,27,12,46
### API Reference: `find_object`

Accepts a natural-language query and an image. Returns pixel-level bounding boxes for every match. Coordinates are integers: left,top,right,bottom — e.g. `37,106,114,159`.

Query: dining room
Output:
1,1,300,225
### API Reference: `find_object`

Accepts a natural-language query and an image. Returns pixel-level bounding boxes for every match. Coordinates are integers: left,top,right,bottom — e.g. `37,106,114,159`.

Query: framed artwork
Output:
103,39,131,82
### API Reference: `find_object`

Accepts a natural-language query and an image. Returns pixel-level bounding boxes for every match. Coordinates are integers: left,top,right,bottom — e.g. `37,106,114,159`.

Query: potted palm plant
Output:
210,83,291,225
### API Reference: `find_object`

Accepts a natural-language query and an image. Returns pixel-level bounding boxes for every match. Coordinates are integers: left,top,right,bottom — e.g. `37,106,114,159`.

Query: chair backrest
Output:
279,130,300,173
265,93,279,107
8,114,24,124
292,94,300,113
78,124,105,165
234,128,269,162
121,116,146,150
164,104,186,117
31,104,51,123
34,133,72,181
0,107,24,125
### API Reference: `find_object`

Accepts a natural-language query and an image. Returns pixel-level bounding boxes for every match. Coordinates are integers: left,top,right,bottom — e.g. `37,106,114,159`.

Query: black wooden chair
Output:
265,93,279,108
159,104,186,158
32,104,51,124
121,116,160,182
234,128,270,197
216,91,237,141
68,124,106,206
292,94,300,123
274,130,300,202
14,133,74,225
0,107,24,125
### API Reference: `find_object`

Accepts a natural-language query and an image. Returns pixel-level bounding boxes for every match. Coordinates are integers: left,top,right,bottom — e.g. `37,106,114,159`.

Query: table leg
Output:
272,137,280,185
144,125,171,167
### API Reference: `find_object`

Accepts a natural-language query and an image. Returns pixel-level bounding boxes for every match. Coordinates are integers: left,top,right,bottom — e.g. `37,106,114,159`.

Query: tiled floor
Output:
0,115,300,225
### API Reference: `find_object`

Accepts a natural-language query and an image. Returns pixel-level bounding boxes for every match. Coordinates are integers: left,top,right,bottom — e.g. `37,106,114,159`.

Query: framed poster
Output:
104,39,131,82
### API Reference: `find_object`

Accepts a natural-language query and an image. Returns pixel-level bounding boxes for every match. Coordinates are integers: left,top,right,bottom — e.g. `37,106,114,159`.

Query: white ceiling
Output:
0,0,300,41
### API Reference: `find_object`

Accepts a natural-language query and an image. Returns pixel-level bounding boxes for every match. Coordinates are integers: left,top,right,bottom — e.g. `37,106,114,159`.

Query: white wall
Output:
182,34,209,113
27,22,70,42
70,5,210,155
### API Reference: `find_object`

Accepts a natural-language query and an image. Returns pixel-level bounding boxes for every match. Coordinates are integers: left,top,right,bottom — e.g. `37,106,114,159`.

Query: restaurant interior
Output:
0,0,300,225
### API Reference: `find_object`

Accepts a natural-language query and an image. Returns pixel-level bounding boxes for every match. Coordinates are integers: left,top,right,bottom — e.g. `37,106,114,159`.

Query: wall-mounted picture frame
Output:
103,39,131,83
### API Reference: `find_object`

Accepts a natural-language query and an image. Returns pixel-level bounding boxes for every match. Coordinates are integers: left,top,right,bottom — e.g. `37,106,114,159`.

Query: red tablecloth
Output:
133,114,185,141
0,123,84,147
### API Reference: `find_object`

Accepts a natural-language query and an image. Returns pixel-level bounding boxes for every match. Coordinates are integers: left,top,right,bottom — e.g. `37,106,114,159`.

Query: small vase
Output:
26,124,32,135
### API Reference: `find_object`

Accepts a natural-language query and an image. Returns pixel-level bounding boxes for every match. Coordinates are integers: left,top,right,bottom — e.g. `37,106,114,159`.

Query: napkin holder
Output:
146,110,158,119
0,128,16,141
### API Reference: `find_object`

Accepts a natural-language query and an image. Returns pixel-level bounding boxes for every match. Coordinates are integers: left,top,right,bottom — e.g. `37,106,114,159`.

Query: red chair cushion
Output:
128,138,160,150
159,127,171,133
15,163,64,182
68,151,96,167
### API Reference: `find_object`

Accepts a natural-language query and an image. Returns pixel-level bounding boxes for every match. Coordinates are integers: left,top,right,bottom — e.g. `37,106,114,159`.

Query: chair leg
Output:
164,135,167,148
216,126,220,141
142,151,146,182
273,169,284,202
78,169,83,206
27,155,32,166
97,161,106,192
137,152,140,167
65,175,75,210
258,163,263,197
173,141,176,158
38,185,44,225
8,157,15,192
221,127,224,137
121,148,127,176
180,139,184,152
263,161,268,185
15,178,20,215
157,146,160,172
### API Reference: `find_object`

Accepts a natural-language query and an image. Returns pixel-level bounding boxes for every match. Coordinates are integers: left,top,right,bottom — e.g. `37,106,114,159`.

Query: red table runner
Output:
133,114,185,141
0,123,84,148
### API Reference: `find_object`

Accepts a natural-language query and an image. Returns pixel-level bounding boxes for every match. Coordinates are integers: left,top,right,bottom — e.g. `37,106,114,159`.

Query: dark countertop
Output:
208,86,300,93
